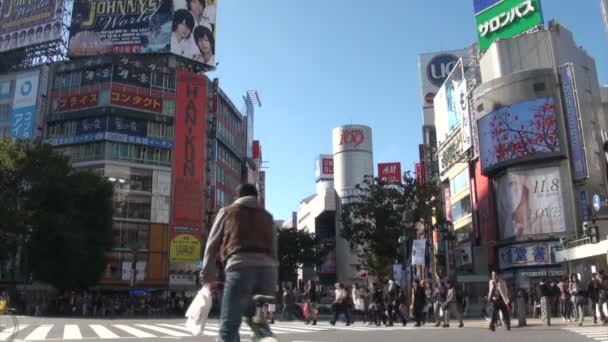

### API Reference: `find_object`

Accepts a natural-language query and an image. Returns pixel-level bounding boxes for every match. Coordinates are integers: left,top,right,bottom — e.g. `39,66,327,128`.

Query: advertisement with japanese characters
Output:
170,71,207,263
69,0,217,68
475,0,544,52
499,241,563,270
110,88,163,113
495,166,566,240
56,91,99,112
378,162,402,185
0,0,64,52
10,71,40,140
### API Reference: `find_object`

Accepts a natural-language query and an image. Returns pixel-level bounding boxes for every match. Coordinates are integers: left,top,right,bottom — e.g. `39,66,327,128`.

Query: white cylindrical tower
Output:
332,125,373,283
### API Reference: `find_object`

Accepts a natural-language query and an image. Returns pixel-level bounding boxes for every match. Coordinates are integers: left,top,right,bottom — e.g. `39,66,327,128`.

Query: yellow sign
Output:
170,234,201,263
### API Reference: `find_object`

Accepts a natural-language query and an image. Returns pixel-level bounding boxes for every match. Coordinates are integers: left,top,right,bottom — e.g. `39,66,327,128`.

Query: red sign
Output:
322,158,334,174
378,162,401,185
111,88,163,113
170,71,207,261
474,160,498,266
253,140,261,160
339,129,365,147
444,184,452,222
259,171,266,209
415,163,425,184
57,91,99,112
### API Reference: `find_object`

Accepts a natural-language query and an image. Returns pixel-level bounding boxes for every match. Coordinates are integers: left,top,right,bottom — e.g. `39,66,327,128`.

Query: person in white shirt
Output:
203,0,216,27
171,9,195,57
331,283,351,326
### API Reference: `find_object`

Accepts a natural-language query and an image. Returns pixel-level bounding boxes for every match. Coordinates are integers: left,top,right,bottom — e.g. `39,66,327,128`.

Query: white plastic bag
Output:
185,285,212,336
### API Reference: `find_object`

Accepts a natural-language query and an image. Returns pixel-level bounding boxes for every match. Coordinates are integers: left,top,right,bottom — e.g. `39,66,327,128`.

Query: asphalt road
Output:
1,316,606,342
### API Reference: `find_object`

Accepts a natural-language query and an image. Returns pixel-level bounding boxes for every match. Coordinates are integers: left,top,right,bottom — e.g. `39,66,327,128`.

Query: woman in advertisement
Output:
498,168,565,239
193,26,215,66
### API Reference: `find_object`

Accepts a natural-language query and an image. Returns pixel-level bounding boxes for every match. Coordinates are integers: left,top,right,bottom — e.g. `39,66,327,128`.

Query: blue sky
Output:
209,0,608,220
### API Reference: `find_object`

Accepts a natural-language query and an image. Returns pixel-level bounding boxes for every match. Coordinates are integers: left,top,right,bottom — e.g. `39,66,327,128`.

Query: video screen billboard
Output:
495,166,566,240
170,71,207,263
0,0,64,52
478,97,561,174
475,0,544,51
69,0,217,68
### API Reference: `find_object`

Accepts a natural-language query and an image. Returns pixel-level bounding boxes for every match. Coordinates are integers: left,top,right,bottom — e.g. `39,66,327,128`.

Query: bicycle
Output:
0,307,19,342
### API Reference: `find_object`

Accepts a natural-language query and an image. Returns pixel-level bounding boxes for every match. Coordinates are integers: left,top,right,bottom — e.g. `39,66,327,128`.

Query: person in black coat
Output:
411,279,426,327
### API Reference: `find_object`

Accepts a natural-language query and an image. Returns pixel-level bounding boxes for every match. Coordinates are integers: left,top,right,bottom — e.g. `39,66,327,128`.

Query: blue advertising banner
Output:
560,64,588,181
580,191,589,222
108,116,147,137
10,72,39,140
473,0,503,14
45,132,174,149
76,117,106,135
499,242,563,270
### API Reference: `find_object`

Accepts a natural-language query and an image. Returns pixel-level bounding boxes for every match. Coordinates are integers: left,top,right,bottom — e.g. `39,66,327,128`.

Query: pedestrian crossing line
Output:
24,325,53,341
111,325,155,338
0,324,28,341
156,324,193,333
564,326,608,342
133,325,189,337
88,325,119,339
63,325,82,340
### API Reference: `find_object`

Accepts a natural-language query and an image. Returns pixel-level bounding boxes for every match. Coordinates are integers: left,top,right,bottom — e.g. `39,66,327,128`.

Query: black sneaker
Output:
489,324,496,332
443,324,449,328
458,323,464,328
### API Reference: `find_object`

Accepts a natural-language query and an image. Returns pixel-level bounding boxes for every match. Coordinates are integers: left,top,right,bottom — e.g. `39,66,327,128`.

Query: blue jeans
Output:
219,266,276,342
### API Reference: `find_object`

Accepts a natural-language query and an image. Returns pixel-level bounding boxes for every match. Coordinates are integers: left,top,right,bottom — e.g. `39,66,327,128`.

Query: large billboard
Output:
378,162,402,185
473,160,497,265
10,71,40,140
170,71,207,263
434,59,466,146
559,63,587,182
478,97,561,174
418,49,471,110
0,0,64,52
495,166,566,240
475,0,544,52
69,0,217,68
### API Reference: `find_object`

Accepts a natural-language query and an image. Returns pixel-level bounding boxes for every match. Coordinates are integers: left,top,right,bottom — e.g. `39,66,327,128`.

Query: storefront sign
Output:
580,191,589,222
57,91,99,112
110,88,163,113
44,132,174,148
499,242,563,270
378,162,402,185
412,239,427,266
170,71,207,263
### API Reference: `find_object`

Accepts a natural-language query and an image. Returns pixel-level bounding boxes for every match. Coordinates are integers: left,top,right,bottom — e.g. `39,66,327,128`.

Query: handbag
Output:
185,286,212,336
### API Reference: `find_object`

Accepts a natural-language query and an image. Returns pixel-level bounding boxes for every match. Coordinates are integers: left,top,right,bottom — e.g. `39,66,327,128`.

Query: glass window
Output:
0,81,11,100
99,90,110,105
450,168,470,197
451,196,471,222
166,73,176,90
0,104,10,122
162,99,175,116
113,193,151,220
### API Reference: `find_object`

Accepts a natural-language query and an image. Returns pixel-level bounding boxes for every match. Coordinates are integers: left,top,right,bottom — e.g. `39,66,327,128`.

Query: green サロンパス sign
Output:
475,0,543,51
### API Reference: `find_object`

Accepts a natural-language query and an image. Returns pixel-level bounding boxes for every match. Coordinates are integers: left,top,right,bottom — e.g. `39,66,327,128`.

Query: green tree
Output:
340,172,440,279
0,139,114,290
277,228,323,284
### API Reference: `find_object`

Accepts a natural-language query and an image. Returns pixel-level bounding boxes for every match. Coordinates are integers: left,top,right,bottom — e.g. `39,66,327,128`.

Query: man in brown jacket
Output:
200,184,278,342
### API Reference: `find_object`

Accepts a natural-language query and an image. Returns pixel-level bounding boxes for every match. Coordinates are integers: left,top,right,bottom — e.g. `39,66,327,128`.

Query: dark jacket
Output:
588,279,600,302
306,287,318,302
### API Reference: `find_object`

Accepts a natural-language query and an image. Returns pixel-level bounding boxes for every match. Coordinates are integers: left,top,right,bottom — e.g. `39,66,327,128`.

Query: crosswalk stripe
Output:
24,325,53,341
112,325,156,338
134,324,190,337
203,324,253,336
89,325,120,339
0,324,28,341
271,324,328,331
156,324,194,333
63,325,82,340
